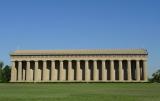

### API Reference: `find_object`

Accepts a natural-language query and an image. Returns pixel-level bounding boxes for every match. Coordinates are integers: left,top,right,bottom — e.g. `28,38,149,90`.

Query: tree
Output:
151,69,160,83
0,61,11,83
2,65,11,82
0,61,4,82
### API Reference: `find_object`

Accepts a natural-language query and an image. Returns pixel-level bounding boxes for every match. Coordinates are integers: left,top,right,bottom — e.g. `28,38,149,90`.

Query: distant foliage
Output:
0,61,3,82
2,65,11,82
150,69,160,83
0,61,11,83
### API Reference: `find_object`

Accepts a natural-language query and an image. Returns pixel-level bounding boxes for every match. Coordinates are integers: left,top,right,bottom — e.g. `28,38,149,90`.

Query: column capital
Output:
110,60,114,62
136,60,140,66
119,60,123,62
68,60,72,62
143,60,147,62
11,61,16,65
76,60,81,62
136,59,141,61
59,60,64,62
94,60,97,62
136,60,140,62
101,60,106,62
85,60,89,62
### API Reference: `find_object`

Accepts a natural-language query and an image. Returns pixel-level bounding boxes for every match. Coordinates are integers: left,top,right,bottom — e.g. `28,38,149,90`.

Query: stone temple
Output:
10,49,148,82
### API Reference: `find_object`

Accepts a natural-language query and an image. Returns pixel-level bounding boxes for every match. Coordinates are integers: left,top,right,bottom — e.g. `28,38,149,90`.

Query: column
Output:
93,60,98,81
22,67,25,81
42,61,47,81
127,60,132,81
76,60,81,81
18,61,22,82
68,60,72,81
26,61,30,82
143,60,148,82
34,61,38,82
11,61,16,82
136,60,140,81
110,60,115,81
102,60,106,81
85,60,89,81
59,60,64,81
119,60,123,81
51,60,56,81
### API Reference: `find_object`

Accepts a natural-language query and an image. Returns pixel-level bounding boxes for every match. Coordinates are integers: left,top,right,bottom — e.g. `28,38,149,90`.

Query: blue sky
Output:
0,0,160,77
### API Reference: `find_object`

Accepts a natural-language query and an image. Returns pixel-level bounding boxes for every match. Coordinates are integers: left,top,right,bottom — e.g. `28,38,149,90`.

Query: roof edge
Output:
10,49,148,56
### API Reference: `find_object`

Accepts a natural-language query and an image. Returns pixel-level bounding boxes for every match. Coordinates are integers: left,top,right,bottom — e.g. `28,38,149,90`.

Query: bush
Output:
150,69,160,83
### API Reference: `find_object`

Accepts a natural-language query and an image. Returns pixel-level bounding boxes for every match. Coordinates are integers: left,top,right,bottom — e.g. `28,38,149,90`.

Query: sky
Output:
0,0,160,77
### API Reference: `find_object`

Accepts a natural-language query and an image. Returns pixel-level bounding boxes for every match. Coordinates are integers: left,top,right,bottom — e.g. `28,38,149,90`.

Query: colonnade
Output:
11,59,148,82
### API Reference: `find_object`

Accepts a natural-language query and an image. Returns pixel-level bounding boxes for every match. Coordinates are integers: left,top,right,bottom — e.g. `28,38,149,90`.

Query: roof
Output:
10,49,148,56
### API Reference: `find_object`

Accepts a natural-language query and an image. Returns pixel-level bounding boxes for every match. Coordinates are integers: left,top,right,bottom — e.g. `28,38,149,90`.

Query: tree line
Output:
0,61,11,82
0,60,160,83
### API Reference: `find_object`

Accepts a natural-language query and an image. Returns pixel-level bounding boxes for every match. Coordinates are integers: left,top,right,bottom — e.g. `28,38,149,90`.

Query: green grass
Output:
0,83,160,101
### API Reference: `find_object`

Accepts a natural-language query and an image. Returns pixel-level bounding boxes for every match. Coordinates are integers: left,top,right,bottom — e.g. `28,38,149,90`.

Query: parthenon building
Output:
10,49,148,82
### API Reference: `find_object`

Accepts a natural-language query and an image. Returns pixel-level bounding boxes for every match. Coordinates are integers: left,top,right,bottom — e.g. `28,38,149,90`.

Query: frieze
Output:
11,54,147,62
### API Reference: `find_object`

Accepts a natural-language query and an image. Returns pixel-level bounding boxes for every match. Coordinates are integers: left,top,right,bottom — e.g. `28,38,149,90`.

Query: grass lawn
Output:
0,83,160,101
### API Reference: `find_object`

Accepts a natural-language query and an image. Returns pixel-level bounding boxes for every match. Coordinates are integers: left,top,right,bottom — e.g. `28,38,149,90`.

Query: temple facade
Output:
10,49,148,82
